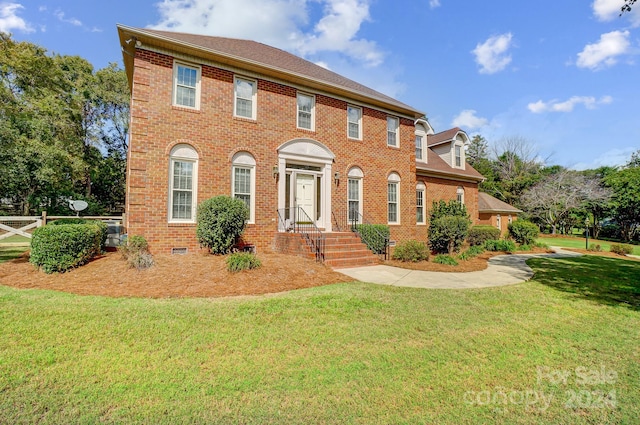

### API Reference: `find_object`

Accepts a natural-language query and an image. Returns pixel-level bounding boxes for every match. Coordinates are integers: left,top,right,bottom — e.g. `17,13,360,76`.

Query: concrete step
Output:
324,256,380,268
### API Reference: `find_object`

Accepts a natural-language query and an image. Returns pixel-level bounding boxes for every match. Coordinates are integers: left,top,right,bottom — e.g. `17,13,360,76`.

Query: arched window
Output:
456,186,465,206
347,167,363,223
169,144,198,222
416,182,426,224
232,151,256,223
388,172,401,224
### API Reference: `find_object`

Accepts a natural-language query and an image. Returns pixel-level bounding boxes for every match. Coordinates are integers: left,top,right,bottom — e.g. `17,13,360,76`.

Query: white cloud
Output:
571,146,637,170
151,0,384,67
472,33,513,74
0,2,34,33
451,109,489,129
527,95,613,113
576,30,630,70
429,0,441,9
54,9,82,26
593,0,640,26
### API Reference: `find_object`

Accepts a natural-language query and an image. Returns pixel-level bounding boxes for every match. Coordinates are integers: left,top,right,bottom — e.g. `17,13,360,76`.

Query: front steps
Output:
274,231,380,268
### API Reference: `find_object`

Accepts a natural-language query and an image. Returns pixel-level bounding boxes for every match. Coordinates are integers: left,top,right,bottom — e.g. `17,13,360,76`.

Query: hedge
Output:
196,196,249,254
508,220,539,245
484,239,516,253
355,224,390,254
30,222,107,273
428,215,470,254
392,239,429,262
467,225,501,246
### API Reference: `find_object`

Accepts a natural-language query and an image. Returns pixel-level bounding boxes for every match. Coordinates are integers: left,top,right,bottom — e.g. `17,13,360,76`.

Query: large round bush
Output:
508,220,539,245
428,215,471,254
196,196,249,254
467,225,501,246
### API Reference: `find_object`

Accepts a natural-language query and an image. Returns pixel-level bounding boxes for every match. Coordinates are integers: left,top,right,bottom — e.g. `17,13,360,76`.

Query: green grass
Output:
538,235,640,255
0,256,639,424
0,235,30,244
0,246,28,263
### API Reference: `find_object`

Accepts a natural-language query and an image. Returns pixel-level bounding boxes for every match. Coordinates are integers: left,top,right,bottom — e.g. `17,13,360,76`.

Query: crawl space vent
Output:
388,240,397,247
171,247,188,255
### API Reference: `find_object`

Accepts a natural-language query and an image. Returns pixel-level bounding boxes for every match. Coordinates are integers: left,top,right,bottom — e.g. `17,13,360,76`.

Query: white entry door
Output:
296,173,315,221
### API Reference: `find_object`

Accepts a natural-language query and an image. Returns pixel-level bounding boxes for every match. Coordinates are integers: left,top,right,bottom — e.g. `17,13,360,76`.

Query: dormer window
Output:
415,123,427,162
455,145,462,167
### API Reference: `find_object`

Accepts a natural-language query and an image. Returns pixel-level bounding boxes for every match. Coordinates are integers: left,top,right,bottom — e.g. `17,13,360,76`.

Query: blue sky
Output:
2,0,639,169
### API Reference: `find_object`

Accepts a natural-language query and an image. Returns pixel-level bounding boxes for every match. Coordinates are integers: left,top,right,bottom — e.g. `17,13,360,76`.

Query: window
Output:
455,144,462,167
416,183,425,224
347,167,363,223
508,215,513,224
234,76,257,119
347,105,362,139
173,62,200,109
387,116,399,147
496,214,502,230
388,173,401,224
457,186,465,205
169,144,198,222
297,92,315,130
415,135,424,161
232,152,256,223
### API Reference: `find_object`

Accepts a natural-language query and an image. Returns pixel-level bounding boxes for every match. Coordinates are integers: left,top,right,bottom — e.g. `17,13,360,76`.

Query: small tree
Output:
428,200,471,254
508,220,539,245
196,196,249,254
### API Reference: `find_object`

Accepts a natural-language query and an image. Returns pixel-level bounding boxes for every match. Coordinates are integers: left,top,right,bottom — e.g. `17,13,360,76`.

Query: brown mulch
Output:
0,251,352,299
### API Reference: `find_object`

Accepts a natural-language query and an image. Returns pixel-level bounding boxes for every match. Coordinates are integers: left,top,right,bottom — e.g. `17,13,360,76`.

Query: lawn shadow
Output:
528,255,640,311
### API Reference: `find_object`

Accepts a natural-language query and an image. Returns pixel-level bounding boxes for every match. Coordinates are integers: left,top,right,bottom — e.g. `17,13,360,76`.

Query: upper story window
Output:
173,62,201,109
415,123,426,162
234,76,257,119
297,92,315,130
347,105,362,140
169,144,198,223
387,116,399,147
455,144,462,167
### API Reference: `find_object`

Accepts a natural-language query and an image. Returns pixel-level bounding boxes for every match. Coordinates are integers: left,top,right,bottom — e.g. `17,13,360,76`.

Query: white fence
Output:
0,213,124,246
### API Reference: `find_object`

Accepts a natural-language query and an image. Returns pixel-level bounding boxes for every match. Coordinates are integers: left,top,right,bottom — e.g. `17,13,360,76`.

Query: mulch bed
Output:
0,251,351,299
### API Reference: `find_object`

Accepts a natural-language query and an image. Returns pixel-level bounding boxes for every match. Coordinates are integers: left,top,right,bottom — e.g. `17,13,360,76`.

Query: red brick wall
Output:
478,212,518,236
126,49,423,253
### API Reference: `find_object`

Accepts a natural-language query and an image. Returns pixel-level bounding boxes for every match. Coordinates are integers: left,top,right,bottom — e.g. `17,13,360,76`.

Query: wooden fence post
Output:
41,211,47,226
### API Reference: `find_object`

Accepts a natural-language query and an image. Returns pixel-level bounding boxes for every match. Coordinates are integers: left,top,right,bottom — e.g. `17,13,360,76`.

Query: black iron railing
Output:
331,209,390,260
277,207,325,263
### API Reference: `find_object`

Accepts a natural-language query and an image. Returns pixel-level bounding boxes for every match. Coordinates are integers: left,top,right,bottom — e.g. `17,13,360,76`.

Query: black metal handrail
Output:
277,207,325,263
331,208,389,260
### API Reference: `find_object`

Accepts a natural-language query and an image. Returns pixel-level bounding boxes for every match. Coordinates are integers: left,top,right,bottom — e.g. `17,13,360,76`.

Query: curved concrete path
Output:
335,247,582,289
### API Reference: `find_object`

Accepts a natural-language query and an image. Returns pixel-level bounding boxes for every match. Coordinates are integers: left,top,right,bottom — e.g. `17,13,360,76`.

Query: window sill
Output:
233,116,257,123
296,127,316,134
168,221,197,226
348,137,363,142
171,105,201,113
387,145,400,149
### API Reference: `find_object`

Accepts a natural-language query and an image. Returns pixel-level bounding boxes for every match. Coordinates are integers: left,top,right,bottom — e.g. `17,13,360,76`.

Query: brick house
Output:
118,25,485,262
478,192,522,235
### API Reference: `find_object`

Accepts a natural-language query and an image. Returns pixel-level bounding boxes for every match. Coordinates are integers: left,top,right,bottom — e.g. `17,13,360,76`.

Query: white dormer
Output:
427,128,469,170
414,118,434,163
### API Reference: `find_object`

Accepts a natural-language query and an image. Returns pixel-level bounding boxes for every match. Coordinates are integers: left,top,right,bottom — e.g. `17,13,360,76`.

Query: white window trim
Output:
296,92,315,131
347,105,362,140
172,61,201,110
168,144,198,223
457,186,465,206
416,183,426,225
234,76,257,120
232,152,256,224
496,214,502,230
387,116,399,147
388,173,401,225
453,143,464,169
347,167,364,223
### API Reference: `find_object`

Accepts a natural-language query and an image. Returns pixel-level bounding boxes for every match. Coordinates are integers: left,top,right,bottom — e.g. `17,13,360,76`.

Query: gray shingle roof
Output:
478,192,523,213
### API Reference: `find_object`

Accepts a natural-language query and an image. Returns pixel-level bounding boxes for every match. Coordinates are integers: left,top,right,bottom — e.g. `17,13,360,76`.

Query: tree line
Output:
467,135,640,242
0,33,129,216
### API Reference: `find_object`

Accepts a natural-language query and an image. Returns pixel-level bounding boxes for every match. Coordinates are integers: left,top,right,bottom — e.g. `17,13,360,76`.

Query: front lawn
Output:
538,235,640,255
0,256,638,424
0,246,28,264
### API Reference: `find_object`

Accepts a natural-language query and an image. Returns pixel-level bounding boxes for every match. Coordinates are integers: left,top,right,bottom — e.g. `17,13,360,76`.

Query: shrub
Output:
30,223,107,273
50,218,89,225
467,245,485,256
392,240,429,262
433,254,459,266
196,196,249,255
517,244,532,251
534,241,549,249
484,239,516,253
508,220,539,245
355,224,390,254
467,225,501,246
428,216,471,254
610,243,633,255
588,243,602,252
430,200,469,221
51,219,108,252
119,235,154,270
227,252,262,272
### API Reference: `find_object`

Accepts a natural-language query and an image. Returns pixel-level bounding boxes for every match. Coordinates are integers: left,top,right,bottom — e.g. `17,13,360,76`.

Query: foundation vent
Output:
171,247,188,255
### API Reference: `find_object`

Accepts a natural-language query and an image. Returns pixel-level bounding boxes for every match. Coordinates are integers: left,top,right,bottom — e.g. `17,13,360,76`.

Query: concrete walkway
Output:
335,247,582,289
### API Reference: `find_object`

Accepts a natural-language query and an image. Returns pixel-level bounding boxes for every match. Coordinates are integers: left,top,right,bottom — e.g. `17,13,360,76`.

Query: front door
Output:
296,173,315,221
